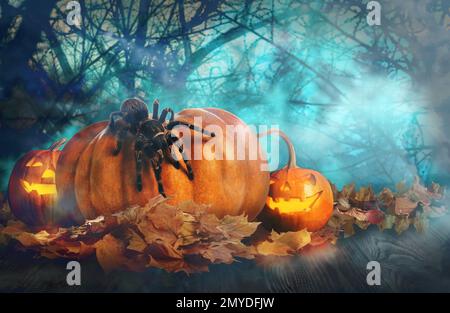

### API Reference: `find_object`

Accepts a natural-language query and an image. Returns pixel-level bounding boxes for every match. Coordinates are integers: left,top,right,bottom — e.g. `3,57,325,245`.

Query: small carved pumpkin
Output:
7,139,66,228
260,130,333,232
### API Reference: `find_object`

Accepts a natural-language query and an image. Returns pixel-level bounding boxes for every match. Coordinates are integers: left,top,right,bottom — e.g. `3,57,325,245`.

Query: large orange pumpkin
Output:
56,108,270,222
8,139,66,228
259,130,333,232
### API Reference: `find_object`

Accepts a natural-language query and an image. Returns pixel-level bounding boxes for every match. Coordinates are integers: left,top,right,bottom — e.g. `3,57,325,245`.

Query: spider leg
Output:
175,142,194,180
181,147,194,181
163,146,181,169
152,99,159,120
158,108,174,123
167,132,193,180
164,132,182,167
113,128,128,156
135,136,144,191
151,155,166,197
109,112,123,132
166,120,215,137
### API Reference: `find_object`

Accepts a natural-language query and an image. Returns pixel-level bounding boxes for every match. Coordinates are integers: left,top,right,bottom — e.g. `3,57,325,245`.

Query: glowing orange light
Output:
266,191,322,213
20,179,57,195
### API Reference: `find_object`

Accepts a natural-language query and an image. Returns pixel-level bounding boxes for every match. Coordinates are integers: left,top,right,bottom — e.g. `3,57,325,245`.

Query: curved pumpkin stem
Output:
258,129,297,169
48,138,67,151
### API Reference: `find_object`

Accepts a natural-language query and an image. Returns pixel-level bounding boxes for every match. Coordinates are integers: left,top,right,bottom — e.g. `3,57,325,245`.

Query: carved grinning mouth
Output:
267,191,323,213
20,179,57,195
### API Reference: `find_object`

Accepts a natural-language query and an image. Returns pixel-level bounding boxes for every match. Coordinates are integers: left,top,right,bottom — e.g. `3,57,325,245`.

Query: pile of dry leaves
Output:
0,177,447,273
329,177,447,237
0,195,311,273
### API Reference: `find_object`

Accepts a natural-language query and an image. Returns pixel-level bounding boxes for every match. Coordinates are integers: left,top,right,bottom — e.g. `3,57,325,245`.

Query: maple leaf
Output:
217,215,260,240
197,213,222,237
177,200,211,215
340,183,356,199
394,216,411,235
409,177,432,205
342,221,355,237
88,198,260,273
256,230,311,256
0,220,96,259
1,179,446,273
354,185,376,202
310,226,338,246
224,242,257,259
355,220,369,230
429,182,444,199
199,243,235,264
378,214,396,231
378,188,395,214
95,234,146,272
336,198,351,212
394,197,418,216
366,209,385,224
124,228,147,253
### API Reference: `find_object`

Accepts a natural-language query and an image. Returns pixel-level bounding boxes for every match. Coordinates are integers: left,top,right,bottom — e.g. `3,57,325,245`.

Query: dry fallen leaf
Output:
378,214,396,231
0,178,447,273
310,226,338,246
395,216,411,235
256,229,311,256
96,234,146,272
394,197,418,215
93,198,261,273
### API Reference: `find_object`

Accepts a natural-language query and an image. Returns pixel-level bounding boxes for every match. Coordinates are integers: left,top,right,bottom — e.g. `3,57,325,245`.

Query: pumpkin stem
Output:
48,138,67,151
258,129,297,169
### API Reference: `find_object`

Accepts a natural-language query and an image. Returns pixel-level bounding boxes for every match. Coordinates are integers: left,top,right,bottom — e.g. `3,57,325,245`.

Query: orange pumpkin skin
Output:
257,129,333,232
8,140,65,228
55,122,108,225
56,108,269,221
265,167,334,232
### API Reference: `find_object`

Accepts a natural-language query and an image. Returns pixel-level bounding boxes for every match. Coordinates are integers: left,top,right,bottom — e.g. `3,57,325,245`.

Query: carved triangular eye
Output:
41,169,55,179
281,181,291,192
307,174,316,185
26,160,43,167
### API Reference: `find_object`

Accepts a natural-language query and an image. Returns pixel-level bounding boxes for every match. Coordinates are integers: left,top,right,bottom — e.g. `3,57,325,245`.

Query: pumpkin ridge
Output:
89,129,119,215
60,108,269,221
56,121,107,224
76,130,104,218
202,109,241,217
207,108,258,217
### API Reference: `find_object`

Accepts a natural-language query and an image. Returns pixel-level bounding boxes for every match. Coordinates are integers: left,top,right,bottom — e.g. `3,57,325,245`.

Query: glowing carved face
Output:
266,173,322,213
8,141,64,228
20,156,57,196
265,167,334,232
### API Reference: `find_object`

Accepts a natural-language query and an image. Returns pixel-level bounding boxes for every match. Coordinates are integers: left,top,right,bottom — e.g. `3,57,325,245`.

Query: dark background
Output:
0,0,449,190
0,0,449,292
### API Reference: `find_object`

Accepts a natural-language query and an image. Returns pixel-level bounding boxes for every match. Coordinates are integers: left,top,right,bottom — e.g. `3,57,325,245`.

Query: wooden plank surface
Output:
1,215,450,292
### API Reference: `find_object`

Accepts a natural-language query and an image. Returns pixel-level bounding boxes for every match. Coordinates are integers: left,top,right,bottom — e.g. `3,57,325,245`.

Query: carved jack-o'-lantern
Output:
7,139,66,228
260,130,333,232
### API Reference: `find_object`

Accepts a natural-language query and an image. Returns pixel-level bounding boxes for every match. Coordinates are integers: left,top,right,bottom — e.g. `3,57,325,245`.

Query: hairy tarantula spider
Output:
108,98,215,197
